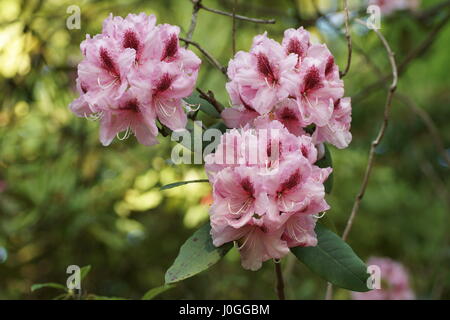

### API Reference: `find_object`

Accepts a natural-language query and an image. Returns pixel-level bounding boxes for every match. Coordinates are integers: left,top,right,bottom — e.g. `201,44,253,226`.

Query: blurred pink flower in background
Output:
69,13,201,146
368,0,420,16
352,257,415,300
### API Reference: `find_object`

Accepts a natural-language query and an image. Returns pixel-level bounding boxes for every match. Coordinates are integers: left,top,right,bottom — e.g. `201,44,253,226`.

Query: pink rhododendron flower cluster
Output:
369,0,420,16
352,257,415,300
221,28,352,149
69,13,201,146
205,117,332,270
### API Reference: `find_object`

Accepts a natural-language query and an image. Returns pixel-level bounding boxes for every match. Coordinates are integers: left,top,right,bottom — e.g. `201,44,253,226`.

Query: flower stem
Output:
274,260,285,300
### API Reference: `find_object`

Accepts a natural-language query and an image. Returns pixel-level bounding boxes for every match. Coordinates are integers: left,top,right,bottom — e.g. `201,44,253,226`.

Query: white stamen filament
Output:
84,111,103,121
228,198,252,215
158,100,177,117
97,77,118,90
278,193,296,211
237,228,255,250
313,212,326,219
116,126,132,141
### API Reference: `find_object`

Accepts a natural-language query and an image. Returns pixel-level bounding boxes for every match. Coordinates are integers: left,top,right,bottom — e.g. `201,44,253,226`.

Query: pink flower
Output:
211,219,289,271
226,33,298,115
313,97,352,149
98,91,158,146
130,62,195,131
207,120,332,270
222,29,351,149
210,167,269,229
369,0,420,16
69,13,201,146
295,45,344,127
282,27,311,68
78,34,135,107
69,78,96,117
282,213,317,247
153,24,202,75
352,257,415,300
102,13,157,65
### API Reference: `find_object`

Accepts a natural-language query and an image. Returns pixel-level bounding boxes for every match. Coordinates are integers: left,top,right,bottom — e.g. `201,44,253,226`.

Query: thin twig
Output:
395,93,450,168
354,11,450,103
199,3,275,24
185,0,202,48
312,0,352,77
197,88,225,114
232,0,237,56
179,37,228,77
324,19,398,301
274,260,285,300
340,0,352,77
416,0,450,22
342,19,398,242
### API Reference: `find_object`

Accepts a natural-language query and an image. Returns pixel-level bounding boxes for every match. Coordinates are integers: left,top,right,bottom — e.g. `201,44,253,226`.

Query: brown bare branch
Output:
179,37,228,77
198,3,275,24
232,0,237,56
185,0,202,48
354,11,450,103
196,87,225,114
340,0,352,78
342,19,398,242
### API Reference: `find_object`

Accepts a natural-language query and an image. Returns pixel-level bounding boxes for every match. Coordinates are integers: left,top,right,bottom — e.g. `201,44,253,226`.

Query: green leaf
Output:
160,179,209,191
142,284,175,300
80,265,91,280
318,214,337,233
165,223,233,284
185,93,220,119
291,224,370,292
210,121,228,133
31,282,66,292
315,144,333,193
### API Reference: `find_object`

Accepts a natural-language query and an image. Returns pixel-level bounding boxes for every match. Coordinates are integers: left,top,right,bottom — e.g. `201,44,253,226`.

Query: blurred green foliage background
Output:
0,0,449,299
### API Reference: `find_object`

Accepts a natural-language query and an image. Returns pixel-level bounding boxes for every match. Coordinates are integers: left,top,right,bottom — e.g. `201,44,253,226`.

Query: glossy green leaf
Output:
185,92,220,119
142,284,175,300
318,214,337,233
315,144,333,193
160,179,209,190
165,223,233,284
291,224,370,292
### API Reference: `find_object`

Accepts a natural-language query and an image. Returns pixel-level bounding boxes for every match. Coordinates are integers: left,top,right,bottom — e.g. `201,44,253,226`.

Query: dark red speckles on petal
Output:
287,38,303,57
80,83,88,94
120,99,140,112
279,107,298,121
257,53,277,84
303,66,323,93
240,177,255,196
99,47,118,76
334,99,341,110
161,34,178,61
154,73,173,94
301,145,309,158
279,170,301,192
325,56,335,76
123,30,140,52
